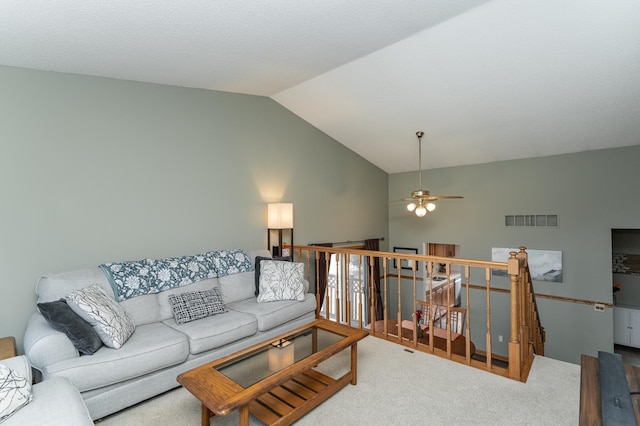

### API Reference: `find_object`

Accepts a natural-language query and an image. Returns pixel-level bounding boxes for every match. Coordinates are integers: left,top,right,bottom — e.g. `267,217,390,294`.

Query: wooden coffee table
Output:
177,319,368,425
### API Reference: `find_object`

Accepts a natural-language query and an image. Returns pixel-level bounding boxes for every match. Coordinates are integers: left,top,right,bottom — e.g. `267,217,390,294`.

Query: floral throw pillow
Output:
66,285,136,349
257,261,306,303
0,364,33,422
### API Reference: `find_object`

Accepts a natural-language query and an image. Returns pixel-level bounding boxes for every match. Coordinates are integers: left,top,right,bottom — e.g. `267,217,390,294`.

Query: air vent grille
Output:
505,215,558,227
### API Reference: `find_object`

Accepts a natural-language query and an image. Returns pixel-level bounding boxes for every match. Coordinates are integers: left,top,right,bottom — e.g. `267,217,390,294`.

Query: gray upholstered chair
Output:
0,355,93,426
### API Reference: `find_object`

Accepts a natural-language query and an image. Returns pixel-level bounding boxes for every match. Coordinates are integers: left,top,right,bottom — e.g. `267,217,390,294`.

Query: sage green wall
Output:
389,145,640,364
0,66,389,352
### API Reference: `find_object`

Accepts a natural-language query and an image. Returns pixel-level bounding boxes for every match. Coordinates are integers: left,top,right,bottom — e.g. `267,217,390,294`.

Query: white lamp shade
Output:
426,202,436,212
268,203,293,229
406,202,416,212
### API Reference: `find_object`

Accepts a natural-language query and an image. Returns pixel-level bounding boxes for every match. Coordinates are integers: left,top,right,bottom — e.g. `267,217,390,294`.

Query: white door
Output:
629,309,640,348
614,307,630,346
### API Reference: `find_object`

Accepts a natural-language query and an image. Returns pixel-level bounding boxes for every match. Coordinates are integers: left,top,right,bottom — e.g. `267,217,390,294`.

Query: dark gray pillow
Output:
254,255,291,296
37,299,103,355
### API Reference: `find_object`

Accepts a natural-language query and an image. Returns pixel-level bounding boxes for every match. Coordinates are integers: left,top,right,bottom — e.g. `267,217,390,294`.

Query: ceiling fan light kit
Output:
395,131,463,217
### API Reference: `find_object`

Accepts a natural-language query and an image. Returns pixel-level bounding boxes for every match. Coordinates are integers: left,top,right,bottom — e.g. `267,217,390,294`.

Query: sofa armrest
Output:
23,313,79,372
0,355,32,383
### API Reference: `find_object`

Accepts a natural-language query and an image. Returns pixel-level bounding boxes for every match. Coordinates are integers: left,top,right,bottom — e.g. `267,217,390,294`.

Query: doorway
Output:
612,229,640,366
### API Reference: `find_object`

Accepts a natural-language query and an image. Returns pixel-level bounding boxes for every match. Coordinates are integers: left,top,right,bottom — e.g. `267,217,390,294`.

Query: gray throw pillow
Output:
168,287,228,325
66,285,136,349
37,299,103,355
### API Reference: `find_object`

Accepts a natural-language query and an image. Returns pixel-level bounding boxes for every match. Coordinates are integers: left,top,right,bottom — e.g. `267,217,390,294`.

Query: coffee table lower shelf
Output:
244,368,348,425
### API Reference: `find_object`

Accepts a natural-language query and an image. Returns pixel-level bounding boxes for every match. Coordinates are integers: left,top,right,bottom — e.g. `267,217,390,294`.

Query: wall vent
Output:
504,214,558,227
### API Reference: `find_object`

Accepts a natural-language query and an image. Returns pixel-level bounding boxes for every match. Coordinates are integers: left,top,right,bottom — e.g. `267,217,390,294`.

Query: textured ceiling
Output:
1,0,639,173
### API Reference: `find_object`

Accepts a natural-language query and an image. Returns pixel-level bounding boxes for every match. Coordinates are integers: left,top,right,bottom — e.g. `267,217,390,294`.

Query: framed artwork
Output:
393,247,418,270
491,247,563,283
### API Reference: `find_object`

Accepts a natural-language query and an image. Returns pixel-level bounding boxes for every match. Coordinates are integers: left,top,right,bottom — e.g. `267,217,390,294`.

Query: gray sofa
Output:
22,249,316,420
1,355,93,426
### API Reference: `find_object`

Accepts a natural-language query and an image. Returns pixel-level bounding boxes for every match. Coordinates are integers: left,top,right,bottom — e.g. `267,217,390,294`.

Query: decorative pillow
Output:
0,364,33,422
218,271,255,304
254,256,291,296
37,299,103,355
168,287,228,325
66,285,136,349
257,261,306,303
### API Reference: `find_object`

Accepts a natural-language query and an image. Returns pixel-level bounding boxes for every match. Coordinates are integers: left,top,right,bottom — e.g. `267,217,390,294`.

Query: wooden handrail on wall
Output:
286,243,544,382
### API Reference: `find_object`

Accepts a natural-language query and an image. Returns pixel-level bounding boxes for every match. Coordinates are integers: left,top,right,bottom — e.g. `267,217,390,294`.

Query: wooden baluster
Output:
370,254,376,334
315,254,321,318
335,252,342,325
396,260,402,343
464,265,472,364
411,261,420,347
485,267,492,372
445,263,452,358
427,262,434,353
356,255,363,329
325,250,331,320
382,257,388,337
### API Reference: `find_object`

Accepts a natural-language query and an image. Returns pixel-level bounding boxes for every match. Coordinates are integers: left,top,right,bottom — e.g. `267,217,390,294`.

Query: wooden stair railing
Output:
287,243,544,382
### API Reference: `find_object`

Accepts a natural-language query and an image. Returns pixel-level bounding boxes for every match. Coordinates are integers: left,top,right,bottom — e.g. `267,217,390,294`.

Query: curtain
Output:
312,243,333,310
365,238,384,321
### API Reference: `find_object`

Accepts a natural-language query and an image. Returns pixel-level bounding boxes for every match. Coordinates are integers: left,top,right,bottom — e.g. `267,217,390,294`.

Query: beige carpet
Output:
98,336,580,425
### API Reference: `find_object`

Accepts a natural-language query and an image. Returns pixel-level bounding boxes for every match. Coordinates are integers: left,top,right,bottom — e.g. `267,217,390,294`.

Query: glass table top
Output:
216,326,344,388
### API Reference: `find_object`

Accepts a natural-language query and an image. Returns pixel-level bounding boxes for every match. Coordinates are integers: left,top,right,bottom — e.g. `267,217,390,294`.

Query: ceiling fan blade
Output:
388,198,415,205
427,195,464,200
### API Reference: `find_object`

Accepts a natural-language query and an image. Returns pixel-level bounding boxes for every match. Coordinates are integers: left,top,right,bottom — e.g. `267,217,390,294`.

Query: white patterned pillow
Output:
0,364,33,422
168,288,228,325
257,260,306,303
66,285,136,349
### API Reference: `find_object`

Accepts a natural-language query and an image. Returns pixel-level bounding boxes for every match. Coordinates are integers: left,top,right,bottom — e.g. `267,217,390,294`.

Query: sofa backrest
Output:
36,267,162,326
35,249,273,326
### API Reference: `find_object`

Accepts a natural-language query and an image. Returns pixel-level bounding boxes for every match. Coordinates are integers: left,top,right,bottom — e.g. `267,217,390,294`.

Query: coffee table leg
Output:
239,405,249,426
351,343,358,385
202,404,212,426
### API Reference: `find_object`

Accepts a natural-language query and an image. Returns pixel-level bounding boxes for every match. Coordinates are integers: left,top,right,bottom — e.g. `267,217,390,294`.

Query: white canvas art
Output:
491,248,563,283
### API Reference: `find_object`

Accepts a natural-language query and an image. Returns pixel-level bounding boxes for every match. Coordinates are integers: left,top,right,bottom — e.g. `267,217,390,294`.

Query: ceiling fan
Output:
391,131,463,217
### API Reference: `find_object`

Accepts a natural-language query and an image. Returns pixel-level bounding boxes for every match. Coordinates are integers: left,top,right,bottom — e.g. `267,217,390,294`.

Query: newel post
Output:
507,251,522,380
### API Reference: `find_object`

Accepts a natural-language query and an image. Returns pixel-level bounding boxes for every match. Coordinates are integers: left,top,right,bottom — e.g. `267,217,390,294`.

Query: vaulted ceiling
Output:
1,0,639,173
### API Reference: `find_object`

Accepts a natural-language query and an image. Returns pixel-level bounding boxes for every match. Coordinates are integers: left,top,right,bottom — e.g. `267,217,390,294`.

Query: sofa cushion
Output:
163,310,257,355
157,278,219,321
168,288,227,325
66,285,136,349
257,261,306,303
119,293,161,326
218,271,255,304
226,293,316,332
0,363,33,422
37,299,103,355
43,322,189,392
